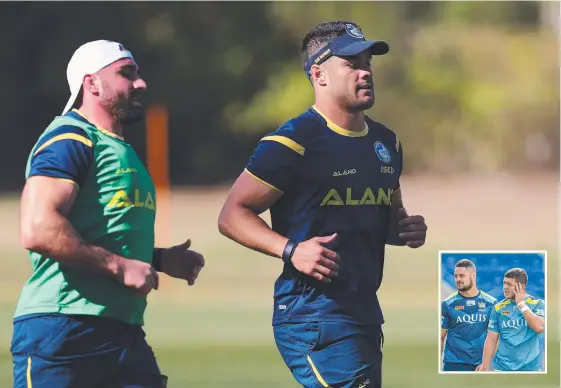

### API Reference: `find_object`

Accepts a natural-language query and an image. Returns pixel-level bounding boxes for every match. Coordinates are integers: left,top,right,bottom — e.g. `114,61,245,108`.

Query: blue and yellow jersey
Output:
441,290,497,365
245,105,402,326
489,296,545,371
27,110,94,186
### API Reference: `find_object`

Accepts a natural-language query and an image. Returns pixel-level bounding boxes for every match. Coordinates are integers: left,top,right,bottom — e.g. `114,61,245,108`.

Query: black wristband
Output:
152,248,164,272
282,240,300,264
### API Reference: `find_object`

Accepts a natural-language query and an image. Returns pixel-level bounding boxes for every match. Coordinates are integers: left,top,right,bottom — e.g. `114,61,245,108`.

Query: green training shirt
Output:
15,109,156,325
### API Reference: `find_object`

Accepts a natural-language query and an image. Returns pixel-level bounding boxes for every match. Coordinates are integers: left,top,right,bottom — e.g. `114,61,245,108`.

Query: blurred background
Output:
0,2,559,387
441,252,547,371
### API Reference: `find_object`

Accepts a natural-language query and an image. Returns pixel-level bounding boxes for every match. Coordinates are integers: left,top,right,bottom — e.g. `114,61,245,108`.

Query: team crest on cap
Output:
346,24,364,39
374,141,391,163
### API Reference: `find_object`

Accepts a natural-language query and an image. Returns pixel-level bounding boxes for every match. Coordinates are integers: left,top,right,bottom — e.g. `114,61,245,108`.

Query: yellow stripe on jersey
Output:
525,297,540,305
72,109,124,140
56,178,79,188
480,291,497,303
444,292,458,301
495,299,511,311
244,168,284,194
312,105,368,138
261,136,305,156
33,133,92,156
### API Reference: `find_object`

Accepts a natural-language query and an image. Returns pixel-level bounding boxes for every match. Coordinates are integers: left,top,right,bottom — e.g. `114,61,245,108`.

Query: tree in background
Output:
0,2,557,189
227,2,559,174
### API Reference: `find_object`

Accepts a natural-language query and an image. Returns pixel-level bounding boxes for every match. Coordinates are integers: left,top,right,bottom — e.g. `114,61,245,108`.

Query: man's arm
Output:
20,176,123,278
386,188,427,247
479,331,499,370
218,170,289,259
218,170,339,283
521,308,545,334
477,306,499,371
440,301,449,357
386,188,406,246
519,298,545,334
440,328,447,356
218,124,302,258
387,133,406,246
385,135,427,247
220,126,340,283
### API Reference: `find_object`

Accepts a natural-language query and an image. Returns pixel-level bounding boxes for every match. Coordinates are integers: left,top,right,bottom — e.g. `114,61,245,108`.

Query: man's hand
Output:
116,257,159,297
161,239,205,286
514,282,527,304
291,233,340,283
397,208,427,248
475,364,489,372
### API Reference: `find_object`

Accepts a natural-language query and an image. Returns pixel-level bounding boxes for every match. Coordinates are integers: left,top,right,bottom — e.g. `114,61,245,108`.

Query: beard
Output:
336,88,375,113
457,282,473,292
103,91,145,125
349,97,374,112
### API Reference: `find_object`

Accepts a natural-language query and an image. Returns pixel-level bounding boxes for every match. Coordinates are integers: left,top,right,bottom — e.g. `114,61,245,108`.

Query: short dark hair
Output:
301,21,364,64
505,268,528,284
455,259,476,270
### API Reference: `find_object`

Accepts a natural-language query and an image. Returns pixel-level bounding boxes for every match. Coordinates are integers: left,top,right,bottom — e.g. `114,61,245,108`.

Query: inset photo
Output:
439,251,546,374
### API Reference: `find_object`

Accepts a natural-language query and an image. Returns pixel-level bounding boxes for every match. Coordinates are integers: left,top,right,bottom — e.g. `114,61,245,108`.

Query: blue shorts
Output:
274,321,383,388
442,362,477,372
10,313,167,388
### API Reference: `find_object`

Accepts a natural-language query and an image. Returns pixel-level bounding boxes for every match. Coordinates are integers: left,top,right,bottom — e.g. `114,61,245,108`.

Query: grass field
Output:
0,173,558,387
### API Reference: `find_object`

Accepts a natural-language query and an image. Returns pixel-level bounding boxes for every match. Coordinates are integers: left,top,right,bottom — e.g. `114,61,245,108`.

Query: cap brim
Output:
62,87,81,115
335,40,390,57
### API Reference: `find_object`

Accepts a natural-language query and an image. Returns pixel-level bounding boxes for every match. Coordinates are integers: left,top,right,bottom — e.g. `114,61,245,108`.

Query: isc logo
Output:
381,166,394,174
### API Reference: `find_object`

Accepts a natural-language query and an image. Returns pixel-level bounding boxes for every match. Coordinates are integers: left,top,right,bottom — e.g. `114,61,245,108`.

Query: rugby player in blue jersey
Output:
479,268,545,371
441,259,497,371
218,21,427,388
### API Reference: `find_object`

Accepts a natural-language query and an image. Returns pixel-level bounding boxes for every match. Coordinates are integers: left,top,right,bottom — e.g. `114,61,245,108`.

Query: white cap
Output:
62,40,134,115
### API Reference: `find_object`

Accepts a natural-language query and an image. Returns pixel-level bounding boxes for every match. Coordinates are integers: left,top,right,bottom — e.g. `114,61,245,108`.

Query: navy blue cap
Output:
304,23,389,76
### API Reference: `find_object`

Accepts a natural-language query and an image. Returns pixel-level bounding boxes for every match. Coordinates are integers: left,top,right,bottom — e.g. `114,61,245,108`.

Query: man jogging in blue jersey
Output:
218,21,427,388
441,259,497,371
479,268,545,371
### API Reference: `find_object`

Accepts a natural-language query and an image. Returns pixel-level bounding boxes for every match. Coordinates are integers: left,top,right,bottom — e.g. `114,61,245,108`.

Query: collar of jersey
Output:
312,105,368,138
71,109,125,141
458,290,481,299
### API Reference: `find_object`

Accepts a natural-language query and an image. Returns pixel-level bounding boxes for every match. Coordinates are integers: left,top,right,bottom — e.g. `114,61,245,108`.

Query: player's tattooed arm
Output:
477,331,499,371
386,188,427,247
20,176,158,296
